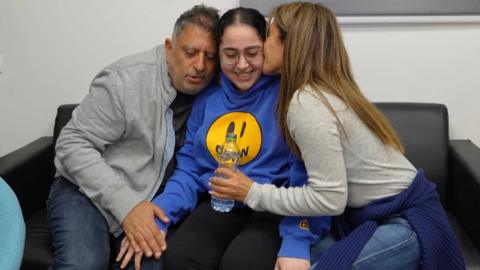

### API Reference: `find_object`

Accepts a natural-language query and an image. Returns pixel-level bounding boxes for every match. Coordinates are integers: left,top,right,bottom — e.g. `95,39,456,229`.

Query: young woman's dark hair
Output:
216,7,266,44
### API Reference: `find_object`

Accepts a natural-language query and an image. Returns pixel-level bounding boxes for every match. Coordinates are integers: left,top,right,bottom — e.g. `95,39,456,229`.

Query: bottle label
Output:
218,151,239,170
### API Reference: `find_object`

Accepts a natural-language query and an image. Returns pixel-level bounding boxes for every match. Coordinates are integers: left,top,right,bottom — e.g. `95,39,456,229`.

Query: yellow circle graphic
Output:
206,112,262,165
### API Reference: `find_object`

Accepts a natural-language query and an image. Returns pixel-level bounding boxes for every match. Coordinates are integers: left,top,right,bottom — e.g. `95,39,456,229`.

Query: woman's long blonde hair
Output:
272,2,404,156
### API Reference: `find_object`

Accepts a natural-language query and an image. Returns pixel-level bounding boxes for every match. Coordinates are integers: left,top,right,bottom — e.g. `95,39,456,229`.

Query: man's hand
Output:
209,167,253,202
121,201,169,259
274,257,311,270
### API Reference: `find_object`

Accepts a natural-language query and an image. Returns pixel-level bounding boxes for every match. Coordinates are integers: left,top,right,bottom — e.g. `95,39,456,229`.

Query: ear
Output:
165,38,173,52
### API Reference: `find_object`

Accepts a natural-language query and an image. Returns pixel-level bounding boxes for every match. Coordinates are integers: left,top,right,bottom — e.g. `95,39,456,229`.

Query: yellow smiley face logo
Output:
206,112,262,165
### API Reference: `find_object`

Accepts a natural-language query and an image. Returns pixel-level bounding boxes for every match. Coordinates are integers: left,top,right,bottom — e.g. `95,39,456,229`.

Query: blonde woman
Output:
210,2,465,270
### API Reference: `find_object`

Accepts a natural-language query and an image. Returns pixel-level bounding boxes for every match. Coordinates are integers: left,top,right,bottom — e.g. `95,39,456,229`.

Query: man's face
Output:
165,23,217,95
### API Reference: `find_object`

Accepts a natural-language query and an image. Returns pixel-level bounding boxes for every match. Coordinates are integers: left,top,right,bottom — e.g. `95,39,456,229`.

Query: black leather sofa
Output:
1,102,479,269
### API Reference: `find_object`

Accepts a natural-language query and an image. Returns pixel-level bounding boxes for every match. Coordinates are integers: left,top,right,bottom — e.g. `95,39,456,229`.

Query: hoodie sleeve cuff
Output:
278,236,311,260
155,217,170,233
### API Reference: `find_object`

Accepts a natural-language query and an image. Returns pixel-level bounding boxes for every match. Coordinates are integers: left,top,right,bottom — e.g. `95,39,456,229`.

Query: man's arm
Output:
55,69,167,257
56,68,138,222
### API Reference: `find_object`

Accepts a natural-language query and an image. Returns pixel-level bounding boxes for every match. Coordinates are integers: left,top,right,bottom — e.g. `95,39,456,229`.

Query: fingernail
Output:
146,251,152,257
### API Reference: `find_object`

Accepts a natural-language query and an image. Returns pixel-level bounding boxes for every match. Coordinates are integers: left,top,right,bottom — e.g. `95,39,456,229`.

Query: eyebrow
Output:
182,46,217,54
221,45,263,52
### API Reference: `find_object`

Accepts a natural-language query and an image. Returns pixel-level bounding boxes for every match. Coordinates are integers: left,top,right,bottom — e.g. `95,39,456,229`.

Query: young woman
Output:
117,7,329,270
210,2,465,270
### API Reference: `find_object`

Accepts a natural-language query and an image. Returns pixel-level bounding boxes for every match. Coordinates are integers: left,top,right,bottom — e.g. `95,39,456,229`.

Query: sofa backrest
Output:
53,104,78,146
52,102,450,203
49,104,78,180
375,102,449,204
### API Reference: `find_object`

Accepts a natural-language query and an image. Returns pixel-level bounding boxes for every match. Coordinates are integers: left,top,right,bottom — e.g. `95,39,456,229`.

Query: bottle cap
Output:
226,132,237,142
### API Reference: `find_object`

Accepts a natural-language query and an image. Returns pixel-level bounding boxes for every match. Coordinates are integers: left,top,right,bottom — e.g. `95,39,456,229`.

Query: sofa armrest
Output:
0,137,54,219
449,139,480,250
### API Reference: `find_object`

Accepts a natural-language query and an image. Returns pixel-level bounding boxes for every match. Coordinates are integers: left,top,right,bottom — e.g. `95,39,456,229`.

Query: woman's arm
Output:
211,90,348,216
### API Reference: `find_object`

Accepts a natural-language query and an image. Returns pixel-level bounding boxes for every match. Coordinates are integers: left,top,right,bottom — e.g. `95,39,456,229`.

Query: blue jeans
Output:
47,177,163,270
310,217,421,270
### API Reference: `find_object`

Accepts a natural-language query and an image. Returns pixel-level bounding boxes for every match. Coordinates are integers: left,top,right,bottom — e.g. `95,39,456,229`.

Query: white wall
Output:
1,0,479,156
0,0,238,156
343,23,480,145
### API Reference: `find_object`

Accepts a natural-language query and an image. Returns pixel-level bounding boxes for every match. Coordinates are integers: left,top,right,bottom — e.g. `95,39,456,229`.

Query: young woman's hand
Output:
209,167,254,202
274,257,311,270
116,237,143,270
116,230,166,270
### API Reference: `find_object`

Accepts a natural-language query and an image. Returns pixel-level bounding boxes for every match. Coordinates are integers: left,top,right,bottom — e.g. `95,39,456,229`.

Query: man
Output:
48,5,219,270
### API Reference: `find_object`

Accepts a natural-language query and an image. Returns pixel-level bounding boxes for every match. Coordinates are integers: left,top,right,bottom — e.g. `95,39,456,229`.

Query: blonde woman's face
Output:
263,22,284,75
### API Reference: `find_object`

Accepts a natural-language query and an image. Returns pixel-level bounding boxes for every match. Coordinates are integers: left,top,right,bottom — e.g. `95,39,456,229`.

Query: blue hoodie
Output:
153,73,330,259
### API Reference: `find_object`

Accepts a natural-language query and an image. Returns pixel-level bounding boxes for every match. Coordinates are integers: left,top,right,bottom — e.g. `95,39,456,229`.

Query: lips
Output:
235,72,253,81
187,75,205,84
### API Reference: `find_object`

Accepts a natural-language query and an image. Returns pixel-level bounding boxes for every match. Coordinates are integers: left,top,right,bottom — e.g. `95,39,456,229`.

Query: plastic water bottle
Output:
211,132,239,212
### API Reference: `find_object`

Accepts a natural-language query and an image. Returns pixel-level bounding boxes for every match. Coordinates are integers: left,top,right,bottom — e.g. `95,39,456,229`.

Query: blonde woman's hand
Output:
209,167,253,202
274,257,311,270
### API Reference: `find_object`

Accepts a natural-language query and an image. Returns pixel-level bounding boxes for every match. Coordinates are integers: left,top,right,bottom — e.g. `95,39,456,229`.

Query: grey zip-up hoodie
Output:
55,45,177,233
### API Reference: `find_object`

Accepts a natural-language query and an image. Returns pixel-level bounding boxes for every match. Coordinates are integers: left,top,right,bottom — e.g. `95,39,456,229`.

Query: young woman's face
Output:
220,24,264,92
263,22,284,75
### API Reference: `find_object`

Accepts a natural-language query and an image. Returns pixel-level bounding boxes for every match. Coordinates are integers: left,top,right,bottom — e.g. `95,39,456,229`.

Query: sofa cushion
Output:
447,212,480,267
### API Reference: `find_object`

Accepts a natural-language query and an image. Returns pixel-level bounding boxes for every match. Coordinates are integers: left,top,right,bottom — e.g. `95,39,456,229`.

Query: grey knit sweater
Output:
54,45,178,233
245,85,417,216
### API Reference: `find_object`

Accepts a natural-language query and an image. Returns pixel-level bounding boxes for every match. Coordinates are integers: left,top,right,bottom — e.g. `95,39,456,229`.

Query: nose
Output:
236,54,249,70
194,53,206,72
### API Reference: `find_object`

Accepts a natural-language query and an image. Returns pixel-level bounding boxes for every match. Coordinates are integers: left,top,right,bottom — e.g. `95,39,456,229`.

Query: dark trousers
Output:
164,200,282,270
